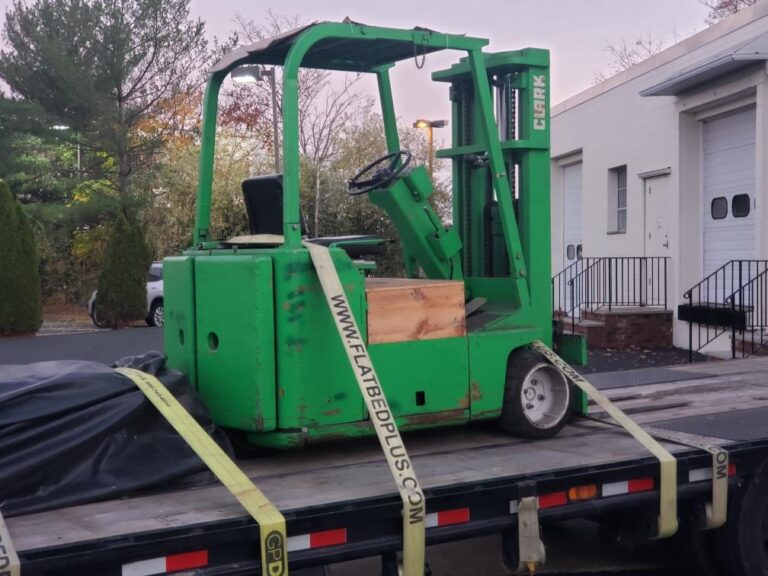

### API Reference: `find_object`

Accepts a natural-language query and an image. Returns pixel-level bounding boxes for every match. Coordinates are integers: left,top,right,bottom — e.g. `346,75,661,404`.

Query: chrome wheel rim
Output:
520,363,570,429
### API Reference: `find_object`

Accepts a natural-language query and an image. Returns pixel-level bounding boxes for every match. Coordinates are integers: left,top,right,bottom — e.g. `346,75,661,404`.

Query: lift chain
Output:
413,38,426,69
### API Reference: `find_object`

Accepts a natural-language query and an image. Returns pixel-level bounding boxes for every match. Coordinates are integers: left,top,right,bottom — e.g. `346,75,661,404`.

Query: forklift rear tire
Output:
499,349,571,439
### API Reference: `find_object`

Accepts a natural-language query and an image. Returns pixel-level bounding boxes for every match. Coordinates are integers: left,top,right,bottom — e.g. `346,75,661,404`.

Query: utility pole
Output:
264,68,280,174
232,65,281,174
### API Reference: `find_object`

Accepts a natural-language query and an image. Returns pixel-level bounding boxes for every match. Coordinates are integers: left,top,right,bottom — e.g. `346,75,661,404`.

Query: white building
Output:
551,2,768,354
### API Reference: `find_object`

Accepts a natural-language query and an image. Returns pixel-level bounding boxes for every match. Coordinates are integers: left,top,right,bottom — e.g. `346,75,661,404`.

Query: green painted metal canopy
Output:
212,21,487,73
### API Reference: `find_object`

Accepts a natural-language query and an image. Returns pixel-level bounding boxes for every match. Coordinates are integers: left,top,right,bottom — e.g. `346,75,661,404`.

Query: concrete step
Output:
584,306,672,319
560,316,605,328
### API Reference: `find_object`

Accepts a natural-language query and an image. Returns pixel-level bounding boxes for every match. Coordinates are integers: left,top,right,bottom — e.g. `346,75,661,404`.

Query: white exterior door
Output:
562,163,583,266
643,174,671,306
644,175,671,257
702,107,756,280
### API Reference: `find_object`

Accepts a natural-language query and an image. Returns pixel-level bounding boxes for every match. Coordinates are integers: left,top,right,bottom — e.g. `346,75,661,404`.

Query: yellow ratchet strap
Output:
0,508,20,576
304,241,426,576
585,418,729,530
115,367,289,576
530,341,678,538
644,427,729,529
516,496,545,575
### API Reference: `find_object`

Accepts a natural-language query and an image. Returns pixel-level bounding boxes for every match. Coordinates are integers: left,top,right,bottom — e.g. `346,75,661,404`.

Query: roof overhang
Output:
641,32,768,96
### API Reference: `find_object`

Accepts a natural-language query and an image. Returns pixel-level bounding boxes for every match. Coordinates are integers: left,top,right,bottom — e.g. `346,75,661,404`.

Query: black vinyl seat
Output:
241,176,384,258
242,175,301,235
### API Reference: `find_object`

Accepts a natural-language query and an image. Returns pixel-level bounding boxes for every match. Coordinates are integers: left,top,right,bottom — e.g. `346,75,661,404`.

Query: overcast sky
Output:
1,0,712,124
191,0,711,120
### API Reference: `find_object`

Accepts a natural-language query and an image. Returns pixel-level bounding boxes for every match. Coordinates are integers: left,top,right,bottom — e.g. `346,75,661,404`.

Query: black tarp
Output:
0,352,232,517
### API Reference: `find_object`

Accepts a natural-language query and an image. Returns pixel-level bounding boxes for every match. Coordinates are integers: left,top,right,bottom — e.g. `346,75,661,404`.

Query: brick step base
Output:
557,307,673,349
734,330,768,356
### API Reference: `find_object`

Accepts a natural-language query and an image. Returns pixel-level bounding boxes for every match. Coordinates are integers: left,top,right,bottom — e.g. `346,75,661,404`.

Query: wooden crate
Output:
365,278,466,344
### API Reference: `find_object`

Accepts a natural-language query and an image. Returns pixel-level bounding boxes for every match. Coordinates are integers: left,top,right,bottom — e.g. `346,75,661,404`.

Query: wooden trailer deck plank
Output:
9,358,768,553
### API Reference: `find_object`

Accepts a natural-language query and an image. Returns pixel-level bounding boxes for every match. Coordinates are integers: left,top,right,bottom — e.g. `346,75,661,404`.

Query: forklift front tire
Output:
499,349,570,439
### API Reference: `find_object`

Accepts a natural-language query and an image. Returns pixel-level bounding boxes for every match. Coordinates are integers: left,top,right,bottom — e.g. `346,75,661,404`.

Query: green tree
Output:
2,132,79,204
0,0,219,311
0,180,42,334
0,96,53,177
0,0,209,211
140,134,252,258
95,214,152,327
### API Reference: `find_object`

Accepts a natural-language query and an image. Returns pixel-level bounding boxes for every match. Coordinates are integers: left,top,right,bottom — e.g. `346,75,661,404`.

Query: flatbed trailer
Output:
9,356,768,575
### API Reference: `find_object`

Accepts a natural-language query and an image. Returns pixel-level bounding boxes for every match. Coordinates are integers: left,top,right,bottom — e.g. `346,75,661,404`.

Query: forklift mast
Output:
433,50,552,316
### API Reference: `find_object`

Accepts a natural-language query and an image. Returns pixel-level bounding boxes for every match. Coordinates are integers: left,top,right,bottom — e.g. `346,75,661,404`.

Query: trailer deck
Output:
11,356,768,574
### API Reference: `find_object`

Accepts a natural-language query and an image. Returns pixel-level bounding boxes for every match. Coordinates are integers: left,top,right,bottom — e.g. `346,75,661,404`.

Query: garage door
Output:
702,107,756,280
562,162,583,266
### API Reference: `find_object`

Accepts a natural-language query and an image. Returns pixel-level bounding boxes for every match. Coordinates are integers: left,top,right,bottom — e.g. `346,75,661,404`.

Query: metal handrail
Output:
566,258,603,287
552,257,604,332
683,260,768,302
682,260,768,360
683,259,734,300
725,267,768,304
552,258,588,286
564,257,604,332
552,256,669,334
727,268,768,358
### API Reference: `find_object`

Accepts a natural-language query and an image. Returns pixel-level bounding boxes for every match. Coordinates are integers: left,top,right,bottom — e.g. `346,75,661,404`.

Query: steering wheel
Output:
348,150,412,196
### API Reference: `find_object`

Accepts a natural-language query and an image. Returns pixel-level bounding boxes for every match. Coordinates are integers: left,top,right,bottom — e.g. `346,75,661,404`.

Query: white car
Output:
88,262,164,328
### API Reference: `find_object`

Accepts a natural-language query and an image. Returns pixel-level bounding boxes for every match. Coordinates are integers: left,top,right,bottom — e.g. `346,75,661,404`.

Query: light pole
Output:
413,118,448,180
232,64,280,174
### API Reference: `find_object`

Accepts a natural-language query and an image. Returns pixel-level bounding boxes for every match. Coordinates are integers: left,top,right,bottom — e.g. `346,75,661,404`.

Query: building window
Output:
732,194,750,218
566,244,575,260
711,197,728,220
608,165,627,234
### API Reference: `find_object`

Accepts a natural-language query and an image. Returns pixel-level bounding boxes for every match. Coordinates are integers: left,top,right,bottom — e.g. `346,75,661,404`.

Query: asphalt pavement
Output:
0,326,164,365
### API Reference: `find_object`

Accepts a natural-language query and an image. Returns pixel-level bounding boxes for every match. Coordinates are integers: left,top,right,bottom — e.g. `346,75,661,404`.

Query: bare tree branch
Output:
593,30,669,83
700,0,757,25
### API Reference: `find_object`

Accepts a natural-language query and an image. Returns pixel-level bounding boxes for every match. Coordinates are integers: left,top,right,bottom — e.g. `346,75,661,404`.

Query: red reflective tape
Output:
309,528,347,549
728,463,736,477
538,492,568,509
437,508,470,526
165,550,208,572
627,478,654,493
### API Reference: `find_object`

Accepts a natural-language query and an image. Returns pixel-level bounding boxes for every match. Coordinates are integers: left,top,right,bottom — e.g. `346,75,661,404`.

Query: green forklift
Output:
164,21,577,449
